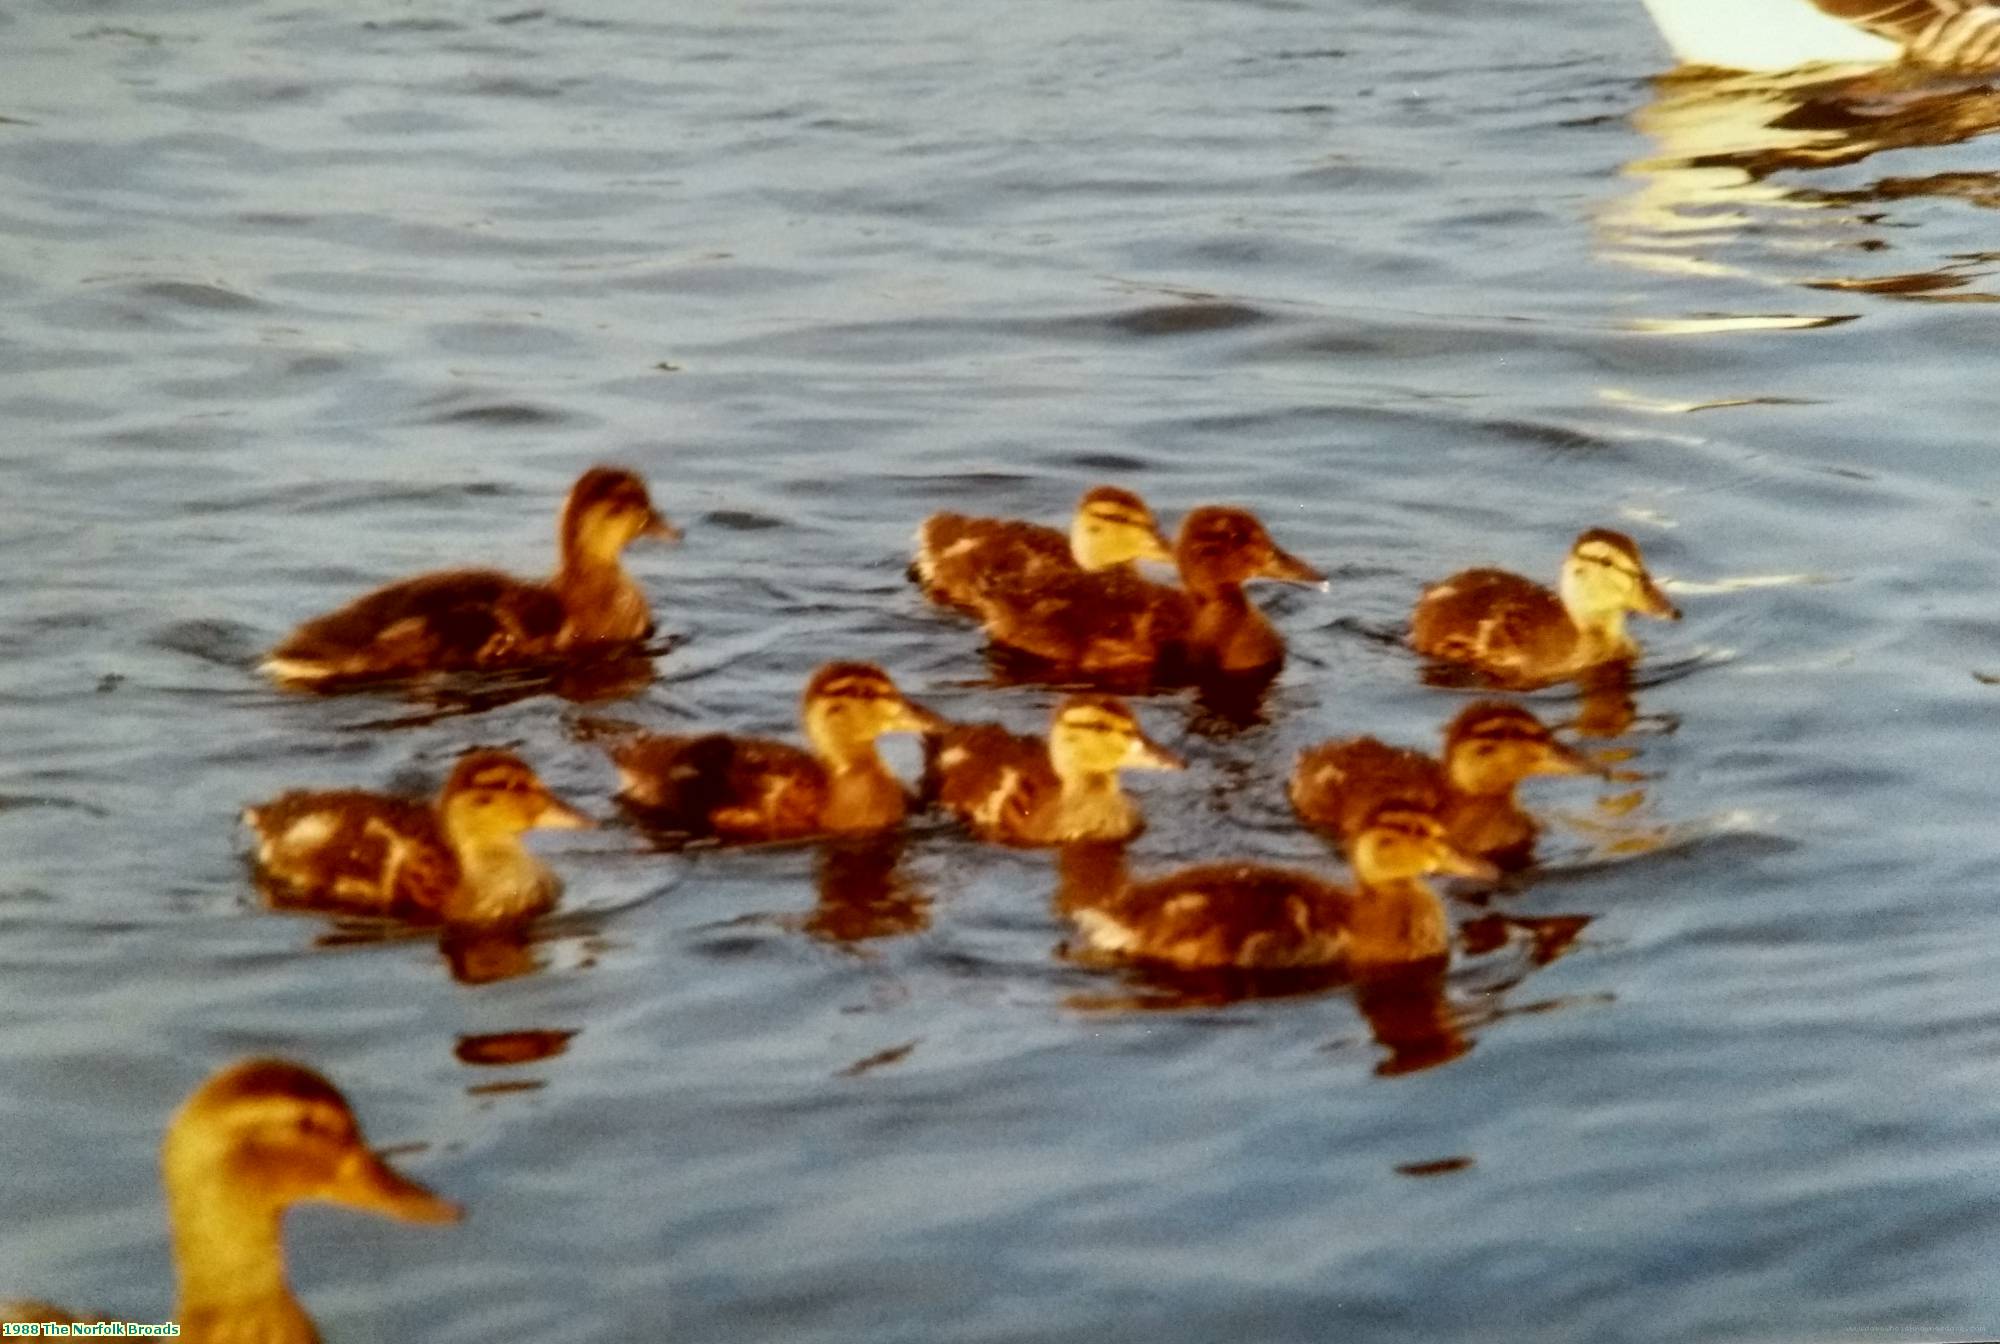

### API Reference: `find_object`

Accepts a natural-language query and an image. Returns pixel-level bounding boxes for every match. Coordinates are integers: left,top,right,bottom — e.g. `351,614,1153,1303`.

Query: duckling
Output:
612,662,945,841
262,465,678,687
970,505,1325,678
1290,701,1594,871
244,748,590,927
1411,528,1679,684
913,486,1173,612
1068,806,1496,972
927,694,1185,844
2,1058,457,1343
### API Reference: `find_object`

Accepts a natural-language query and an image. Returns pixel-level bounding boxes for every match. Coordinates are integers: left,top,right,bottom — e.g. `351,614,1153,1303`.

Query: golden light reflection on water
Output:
1603,64,2000,308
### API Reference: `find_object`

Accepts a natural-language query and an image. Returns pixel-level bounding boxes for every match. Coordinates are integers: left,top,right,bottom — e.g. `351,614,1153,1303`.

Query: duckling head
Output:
1351,806,1499,886
802,662,948,767
1046,694,1185,783
561,466,680,565
1442,701,1595,796
439,749,593,840
1558,528,1680,633
1069,487,1173,570
1175,506,1326,592
162,1058,460,1228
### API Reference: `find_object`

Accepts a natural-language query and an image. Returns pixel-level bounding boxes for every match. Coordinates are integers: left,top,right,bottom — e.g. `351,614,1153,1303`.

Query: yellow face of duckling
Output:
801,662,948,766
1069,487,1174,571
1351,808,1499,886
1443,702,1595,796
163,1059,460,1225
1558,528,1680,629
1175,506,1327,590
1046,695,1185,782
562,465,680,565
439,750,593,838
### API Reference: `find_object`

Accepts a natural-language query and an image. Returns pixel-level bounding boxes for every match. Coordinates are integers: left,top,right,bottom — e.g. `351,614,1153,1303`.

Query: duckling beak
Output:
1534,740,1599,779
643,510,682,544
1124,731,1186,772
1637,574,1680,621
1139,528,1176,564
328,1147,462,1225
533,795,596,830
1434,844,1500,883
1259,546,1328,591
889,700,951,737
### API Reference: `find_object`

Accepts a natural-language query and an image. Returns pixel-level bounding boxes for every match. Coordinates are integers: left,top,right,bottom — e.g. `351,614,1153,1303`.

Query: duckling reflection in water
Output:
912,485,1173,613
262,466,677,689
1063,806,1496,973
611,662,945,842
799,834,933,943
968,505,1326,684
1291,701,1596,871
2,1058,457,1341
245,748,590,928
1412,528,1680,686
927,694,1184,845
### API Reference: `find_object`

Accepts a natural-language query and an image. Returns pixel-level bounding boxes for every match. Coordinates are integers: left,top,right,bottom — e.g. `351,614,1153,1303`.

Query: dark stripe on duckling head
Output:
1445,701,1556,748
195,1058,351,1112
1178,506,1267,554
1356,802,1447,839
803,661,899,703
1054,693,1140,736
1077,486,1155,527
1572,527,1645,571
562,465,661,546
444,749,544,797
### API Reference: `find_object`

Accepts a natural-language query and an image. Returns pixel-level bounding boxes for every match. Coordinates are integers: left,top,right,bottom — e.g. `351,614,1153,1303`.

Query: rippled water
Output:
7,0,2000,1339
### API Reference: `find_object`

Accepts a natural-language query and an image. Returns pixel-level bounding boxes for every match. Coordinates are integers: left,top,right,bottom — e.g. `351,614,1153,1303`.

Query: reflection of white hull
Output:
1639,0,1899,69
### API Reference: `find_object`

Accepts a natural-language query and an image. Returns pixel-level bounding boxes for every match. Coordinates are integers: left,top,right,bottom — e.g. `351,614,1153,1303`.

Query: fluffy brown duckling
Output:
244,748,590,927
1290,701,1594,871
612,662,945,841
913,485,1173,612
262,465,678,687
1067,806,1496,972
1,1058,458,1342
927,694,1184,844
1411,528,1679,684
969,505,1325,678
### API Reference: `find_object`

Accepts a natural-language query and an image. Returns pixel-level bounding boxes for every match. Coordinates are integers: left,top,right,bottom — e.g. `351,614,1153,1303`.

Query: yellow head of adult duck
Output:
913,485,1172,611
1411,528,1679,684
3,1058,458,1343
612,661,947,842
261,465,678,688
928,693,1184,844
1068,805,1497,972
1291,701,1593,871
970,504,1325,678
245,748,591,927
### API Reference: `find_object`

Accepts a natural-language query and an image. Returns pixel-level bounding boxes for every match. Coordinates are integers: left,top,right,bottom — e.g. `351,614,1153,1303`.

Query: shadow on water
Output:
1603,64,2000,298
